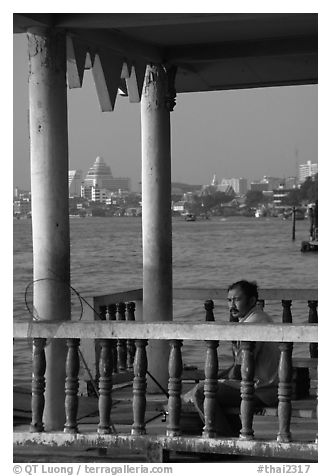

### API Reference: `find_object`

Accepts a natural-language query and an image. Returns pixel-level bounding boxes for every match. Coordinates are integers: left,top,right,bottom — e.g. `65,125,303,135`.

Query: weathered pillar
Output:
28,27,70,430
141,64,175,392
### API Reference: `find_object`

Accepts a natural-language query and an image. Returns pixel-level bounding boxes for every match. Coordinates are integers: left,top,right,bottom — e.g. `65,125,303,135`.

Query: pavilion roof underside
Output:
14,13,318,93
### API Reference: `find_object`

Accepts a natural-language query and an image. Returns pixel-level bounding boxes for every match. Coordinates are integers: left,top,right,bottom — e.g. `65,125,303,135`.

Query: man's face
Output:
227,287,255,320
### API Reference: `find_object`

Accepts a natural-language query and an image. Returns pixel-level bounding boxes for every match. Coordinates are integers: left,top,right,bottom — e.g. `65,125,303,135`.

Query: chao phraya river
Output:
13,216,317,386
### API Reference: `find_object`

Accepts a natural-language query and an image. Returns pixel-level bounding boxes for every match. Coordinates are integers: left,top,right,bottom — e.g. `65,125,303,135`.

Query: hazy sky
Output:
13,33,318,192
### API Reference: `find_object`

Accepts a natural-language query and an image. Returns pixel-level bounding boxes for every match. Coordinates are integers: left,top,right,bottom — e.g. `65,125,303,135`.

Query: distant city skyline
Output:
13,34,318,192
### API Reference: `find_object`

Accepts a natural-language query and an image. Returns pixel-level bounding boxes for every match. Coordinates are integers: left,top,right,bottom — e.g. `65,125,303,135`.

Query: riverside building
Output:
298,160,318,183
220,177,247,196
83,156,131,193
68,169,83,197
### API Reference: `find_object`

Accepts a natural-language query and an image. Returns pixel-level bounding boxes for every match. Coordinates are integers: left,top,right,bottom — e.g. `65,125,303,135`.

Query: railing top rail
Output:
13,321,317,343
173,288,318,301
92,288,317,303
93,288,143,305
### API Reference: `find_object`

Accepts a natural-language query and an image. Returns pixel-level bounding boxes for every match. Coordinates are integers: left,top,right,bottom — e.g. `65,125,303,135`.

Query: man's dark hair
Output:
228,280,259,300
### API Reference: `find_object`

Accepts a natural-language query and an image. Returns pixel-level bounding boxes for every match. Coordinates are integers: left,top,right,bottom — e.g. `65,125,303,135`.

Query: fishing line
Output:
24,277,118,431
24,276,170,428
24,277,85,321
146,370,169,399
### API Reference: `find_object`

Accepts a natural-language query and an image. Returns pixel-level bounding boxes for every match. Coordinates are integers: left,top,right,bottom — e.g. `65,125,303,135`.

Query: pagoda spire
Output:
211,173,218,186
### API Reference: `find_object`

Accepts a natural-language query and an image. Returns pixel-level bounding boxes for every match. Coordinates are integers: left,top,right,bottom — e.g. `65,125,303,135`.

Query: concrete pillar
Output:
141,64,173,393
28,27,70,430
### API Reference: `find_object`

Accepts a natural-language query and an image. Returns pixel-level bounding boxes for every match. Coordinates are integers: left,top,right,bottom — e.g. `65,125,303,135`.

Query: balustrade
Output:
14,290,318,461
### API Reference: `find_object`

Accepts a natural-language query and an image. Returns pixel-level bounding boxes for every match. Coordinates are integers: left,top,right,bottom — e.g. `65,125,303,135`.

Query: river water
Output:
13,216,318,387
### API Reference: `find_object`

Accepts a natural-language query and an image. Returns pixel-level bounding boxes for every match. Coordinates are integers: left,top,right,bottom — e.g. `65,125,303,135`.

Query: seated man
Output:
183,280,280,436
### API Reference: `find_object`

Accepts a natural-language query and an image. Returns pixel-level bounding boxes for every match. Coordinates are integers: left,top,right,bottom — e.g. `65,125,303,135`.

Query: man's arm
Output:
218,364,241,380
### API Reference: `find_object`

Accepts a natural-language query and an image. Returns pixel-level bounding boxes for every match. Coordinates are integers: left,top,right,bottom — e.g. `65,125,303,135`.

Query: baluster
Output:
117,302,127,371
98,339,113,434
315,373,318,443
256,299,265,311
108,303,117,321
99,305,107,320
167,340,183,436
126,302,136,370
240,341,255,439
282,300,293,323
131,339,148,435
30,338,46,432
277,342,293,442
203,340,219,438
105,306,110,320
229,302,238,354
204,300,215,321
308,301,318,358
108,304,118,373
95,305,107,384
64,338,80,433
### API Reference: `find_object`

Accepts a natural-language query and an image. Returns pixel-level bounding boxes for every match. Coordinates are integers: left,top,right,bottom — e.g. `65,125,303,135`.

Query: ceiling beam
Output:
14,13,317,34
165,36,318,64
70,29,163,64
13,13,55,33
53,13,289,29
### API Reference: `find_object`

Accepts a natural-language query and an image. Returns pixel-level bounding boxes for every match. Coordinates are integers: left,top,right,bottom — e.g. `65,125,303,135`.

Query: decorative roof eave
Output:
66,34,150,110
15,13,318,110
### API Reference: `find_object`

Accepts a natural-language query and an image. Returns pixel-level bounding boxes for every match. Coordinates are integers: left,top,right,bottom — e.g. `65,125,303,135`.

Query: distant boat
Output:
255,208,267,218
185,213,197,222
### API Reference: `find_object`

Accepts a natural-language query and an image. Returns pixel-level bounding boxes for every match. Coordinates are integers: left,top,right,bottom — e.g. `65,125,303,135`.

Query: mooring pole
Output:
292,206,296,241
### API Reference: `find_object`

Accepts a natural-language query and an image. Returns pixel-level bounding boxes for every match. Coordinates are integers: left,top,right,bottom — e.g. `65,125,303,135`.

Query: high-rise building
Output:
68,169,83,197
83,156,131,192
107,177,131,192
298,160,318,183
221,178,247,195
84,156,114,189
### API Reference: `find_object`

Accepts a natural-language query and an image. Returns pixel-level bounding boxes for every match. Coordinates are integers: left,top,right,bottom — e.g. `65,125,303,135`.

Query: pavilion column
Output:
141,64,175,393
28,27,70,430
